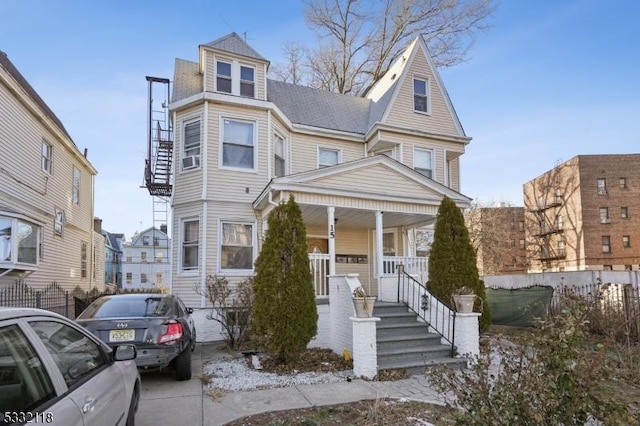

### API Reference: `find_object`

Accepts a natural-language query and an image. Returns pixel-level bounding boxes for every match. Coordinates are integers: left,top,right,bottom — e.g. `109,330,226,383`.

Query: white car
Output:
0,307,140,425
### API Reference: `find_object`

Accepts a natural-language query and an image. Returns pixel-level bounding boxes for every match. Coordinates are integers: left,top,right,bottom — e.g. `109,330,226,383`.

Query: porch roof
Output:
253,155,472,229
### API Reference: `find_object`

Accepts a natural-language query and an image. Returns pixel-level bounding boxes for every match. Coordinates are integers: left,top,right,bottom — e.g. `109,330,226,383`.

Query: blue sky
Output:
2,0,639,240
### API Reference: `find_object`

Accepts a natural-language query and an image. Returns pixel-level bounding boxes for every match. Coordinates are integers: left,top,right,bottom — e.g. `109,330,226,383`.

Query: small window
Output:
41,141,52,173
54,208,64,236
519,239,525,249
240,66,255,98
273,134,286,177
153,236,159,246
181,219,199,272
72,166,81,204
619,177,627,189
126,272,132,284
597,178,606,195
621,207,629,219
558,240,566,256
318,148,340,168
216,61,232,93
414,148,433,178
155,252,163,263
518,221,525,232
383,232,396,256
81,242,87,278
142,236,150,246
141,252,147,263
602,236,611,253
221,222,253,270
222,119,255,169
623,235,631,248
624,265,632,271
156,272,163,284
126,256,132,263
413,78,429,113
599,207,610,224
556,214,563,230
182,120,201,170
603,265,613,271
141,273,148,284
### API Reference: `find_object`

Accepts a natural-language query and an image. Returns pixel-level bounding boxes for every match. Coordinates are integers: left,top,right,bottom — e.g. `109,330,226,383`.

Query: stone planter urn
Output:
352,286,376,317
452,286,477,313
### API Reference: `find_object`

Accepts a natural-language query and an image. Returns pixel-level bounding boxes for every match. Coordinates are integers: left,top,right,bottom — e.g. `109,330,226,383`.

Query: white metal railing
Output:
383,256,428,283
309,253,331,298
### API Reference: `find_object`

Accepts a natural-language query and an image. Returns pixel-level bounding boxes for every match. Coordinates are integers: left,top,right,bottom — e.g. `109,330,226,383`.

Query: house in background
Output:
121,226,170,289
0,51,103,289
524,154,640,272
102,229,124,287
160,32,472,321
466,206,527,276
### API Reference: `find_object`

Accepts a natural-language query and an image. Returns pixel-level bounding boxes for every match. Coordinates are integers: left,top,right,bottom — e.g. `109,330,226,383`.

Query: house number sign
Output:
329,224,335,239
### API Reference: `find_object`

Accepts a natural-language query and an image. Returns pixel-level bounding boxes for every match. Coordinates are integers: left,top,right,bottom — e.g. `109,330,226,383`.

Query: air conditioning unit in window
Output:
182,155,200,170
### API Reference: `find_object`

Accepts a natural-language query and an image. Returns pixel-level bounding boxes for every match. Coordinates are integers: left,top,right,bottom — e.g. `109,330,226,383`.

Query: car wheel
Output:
126,384,139,426
175,347,192,381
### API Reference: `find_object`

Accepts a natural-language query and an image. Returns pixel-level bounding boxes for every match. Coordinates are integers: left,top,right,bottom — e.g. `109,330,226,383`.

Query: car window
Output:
82,297,172,318
0,325,56,414
30,321,107,388
177,298,189,316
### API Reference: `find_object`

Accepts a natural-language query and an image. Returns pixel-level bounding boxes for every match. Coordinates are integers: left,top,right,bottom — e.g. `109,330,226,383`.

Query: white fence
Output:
383,256,428,284
309,253,330,298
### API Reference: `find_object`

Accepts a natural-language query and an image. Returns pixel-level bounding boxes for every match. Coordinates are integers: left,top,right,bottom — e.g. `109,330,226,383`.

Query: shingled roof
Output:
201,32,268,63
0,51,75,145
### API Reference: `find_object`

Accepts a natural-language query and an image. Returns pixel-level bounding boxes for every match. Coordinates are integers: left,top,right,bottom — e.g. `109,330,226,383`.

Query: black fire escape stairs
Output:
144,76,173,197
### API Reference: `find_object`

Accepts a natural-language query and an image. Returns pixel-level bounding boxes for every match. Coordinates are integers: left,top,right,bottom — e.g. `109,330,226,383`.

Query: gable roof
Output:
0,51,75,145
201,32,269,63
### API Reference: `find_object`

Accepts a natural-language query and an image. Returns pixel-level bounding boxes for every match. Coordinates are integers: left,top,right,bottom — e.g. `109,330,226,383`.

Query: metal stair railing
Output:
396,264,456,356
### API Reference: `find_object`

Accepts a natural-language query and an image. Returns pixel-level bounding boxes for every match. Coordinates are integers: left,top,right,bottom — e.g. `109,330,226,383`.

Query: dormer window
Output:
216,61,232,93
414,147,433,178
240,66,255,98
413,77,429,113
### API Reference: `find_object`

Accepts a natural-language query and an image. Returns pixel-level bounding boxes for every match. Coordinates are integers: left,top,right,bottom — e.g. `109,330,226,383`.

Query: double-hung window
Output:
0,215,39,267
318,148,340,168
72,166,81,204
181,219,199,272
597,178,607,195
221,222,253,271
273,134,286,177
599,207,610,224
222,119,254,169
216,61,232,93
413,78,429,113
414,147,433,178
240,66,255,97
182,120,201,170
80,242,87,278
41,141,52,173
602,236,611,253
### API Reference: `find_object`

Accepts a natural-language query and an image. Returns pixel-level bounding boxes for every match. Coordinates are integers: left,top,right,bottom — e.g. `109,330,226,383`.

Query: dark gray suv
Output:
76,293,196,381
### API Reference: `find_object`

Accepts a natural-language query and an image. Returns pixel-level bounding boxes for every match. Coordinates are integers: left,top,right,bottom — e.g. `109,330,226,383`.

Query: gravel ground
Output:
203,357,353,392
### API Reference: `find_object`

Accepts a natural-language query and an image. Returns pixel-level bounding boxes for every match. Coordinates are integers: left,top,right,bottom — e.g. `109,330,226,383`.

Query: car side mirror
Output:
113,344,137,361
186,307,194,315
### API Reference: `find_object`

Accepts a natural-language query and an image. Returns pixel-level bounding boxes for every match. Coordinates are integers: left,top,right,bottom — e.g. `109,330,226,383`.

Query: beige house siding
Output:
1,60,98,289
293,192,439,217
383,46,460,136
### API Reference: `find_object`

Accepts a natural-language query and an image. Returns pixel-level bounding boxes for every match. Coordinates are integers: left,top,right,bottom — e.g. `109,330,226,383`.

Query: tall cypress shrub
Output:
252,196,318,363
427,196,491,331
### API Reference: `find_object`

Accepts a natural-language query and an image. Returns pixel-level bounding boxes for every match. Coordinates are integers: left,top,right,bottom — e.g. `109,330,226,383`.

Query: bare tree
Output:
269,42,308,85
270,0,496,96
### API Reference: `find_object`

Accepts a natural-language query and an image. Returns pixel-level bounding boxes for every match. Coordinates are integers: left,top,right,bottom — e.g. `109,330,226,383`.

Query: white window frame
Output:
413,147,434,179
0,214,40,269
220,118,256,171
597,178,607,195
41,140,52,174
413,76,430,114
216,60,232,94
273,132,287,178
240,64,255,98
126,272,132,284
181,118,201,171
218,220,256,274
72,166,81,204
180,217,199,274
317,147,342,168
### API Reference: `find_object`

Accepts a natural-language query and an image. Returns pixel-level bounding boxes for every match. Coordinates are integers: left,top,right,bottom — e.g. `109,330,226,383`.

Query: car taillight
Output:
158,321,183,344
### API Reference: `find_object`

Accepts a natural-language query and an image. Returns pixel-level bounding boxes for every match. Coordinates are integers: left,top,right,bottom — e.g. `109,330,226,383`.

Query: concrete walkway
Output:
136,343,448,426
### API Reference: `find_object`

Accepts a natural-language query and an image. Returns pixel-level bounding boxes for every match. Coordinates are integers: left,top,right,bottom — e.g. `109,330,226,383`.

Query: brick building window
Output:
621,207,629,219
603,265,613,271
599,207,610,224
597,178,606,195
602,236,611,253
619,177,627,189
623,235,631,248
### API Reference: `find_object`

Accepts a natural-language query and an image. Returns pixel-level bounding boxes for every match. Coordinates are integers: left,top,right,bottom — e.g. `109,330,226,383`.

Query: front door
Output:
307,238,328,254
307,238,329,297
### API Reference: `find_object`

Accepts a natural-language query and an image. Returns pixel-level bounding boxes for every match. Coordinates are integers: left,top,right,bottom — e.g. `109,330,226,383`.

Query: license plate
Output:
109,329,135,342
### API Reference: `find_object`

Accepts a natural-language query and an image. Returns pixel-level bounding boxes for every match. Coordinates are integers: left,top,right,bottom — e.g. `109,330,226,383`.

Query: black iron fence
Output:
0,280,162,319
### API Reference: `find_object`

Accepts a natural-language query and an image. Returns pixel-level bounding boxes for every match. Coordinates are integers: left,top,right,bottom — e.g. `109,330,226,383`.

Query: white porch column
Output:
375,211,384,296
328,206,336,275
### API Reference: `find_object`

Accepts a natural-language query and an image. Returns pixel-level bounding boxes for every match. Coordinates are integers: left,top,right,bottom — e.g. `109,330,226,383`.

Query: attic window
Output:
240,66,255,98
216,61,232,93
413,78,429,113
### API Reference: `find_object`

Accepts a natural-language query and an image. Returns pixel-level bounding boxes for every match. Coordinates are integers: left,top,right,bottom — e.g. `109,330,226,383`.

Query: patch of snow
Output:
203,357,353,392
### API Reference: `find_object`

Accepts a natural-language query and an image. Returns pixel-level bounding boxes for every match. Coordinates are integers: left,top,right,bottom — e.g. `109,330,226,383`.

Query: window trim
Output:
317,147,342,168
220,117,257,172
413,147,434,179
180,217,200,274
216,60,232,94
72,166,81,204
218,220,256,274
240,64,255,98
181,117,201,172
413,76,430,114
41,140,53,174
0,214,41,269
273,132,287,178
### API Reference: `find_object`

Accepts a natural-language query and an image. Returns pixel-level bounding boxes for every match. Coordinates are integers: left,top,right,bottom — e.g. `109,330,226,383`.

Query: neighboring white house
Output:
122,227,171,290
0,50,103,289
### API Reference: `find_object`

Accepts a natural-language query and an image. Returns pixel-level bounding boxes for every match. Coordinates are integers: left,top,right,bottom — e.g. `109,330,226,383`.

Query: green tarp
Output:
486,286,554,327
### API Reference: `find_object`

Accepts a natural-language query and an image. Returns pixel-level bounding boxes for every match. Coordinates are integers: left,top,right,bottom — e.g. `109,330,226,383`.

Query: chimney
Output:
93,217,102,233
160,224,168,234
